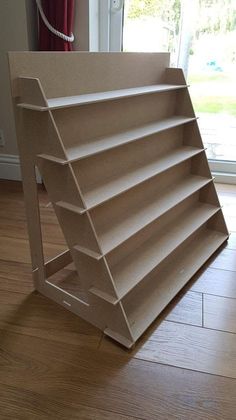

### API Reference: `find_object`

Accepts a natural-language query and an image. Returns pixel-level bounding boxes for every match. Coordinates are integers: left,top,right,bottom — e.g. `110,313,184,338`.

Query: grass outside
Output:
191,96,236,115
188,72,236,116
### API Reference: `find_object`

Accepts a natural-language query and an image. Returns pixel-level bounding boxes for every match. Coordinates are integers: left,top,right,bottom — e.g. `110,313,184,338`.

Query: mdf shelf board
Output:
89,288,118,305
36,157,85,210
71,249,119,303
165,67,187,85
8,52,229,349
17,84,188,111
104,328,134,349
45,250,73,279
107,199,220,300
199,181,222,208
77,146,204,210
9,52,171,99
18,77,48,109
175,88,196,118
183,119,205,149
46,264,88,303
51,90,179,153
73,245,102,260
71,125,184,191
55,205,101,253
207,208,229,234
91,173,212,255
190,152,214,179
123,226,228,341
65,116,197,162
55,201,85,215
44,276,134,344
37,154,68,165
43,259,133,343
19,109,68,162
52,157,212,254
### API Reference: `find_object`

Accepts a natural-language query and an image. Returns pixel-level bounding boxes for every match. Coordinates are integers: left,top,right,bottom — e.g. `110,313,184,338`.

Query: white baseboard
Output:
0,154,42,183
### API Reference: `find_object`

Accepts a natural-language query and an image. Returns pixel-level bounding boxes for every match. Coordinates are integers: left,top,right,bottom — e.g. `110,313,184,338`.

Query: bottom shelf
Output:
122,226,228,342
46,262,88,303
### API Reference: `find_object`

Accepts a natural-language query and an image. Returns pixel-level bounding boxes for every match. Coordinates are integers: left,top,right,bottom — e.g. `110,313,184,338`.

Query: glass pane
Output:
188,1,236,162
123,0,236,162
123,0,181,66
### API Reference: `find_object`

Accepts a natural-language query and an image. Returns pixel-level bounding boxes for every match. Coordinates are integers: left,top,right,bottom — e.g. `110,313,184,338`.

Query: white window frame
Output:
89,0,123,52
90,0,236,183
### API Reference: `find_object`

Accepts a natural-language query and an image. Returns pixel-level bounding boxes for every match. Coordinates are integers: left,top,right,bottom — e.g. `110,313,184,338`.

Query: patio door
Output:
116,0,236,182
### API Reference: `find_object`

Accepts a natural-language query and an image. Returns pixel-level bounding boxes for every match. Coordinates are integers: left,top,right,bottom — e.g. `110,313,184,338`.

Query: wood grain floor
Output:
1,179,236,419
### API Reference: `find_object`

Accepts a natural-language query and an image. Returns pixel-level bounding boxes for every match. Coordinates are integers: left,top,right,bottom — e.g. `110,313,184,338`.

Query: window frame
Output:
94,0,236,183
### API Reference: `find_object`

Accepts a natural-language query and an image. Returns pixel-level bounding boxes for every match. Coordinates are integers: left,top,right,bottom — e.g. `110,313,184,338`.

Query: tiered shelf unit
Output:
8,52,229,348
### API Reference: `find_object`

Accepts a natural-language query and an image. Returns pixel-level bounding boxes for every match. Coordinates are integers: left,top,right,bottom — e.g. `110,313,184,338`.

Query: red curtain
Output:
39,0,75,51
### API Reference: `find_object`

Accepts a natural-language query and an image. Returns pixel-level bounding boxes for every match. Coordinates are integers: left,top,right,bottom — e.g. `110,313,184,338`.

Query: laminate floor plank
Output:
133,320,236,379
210,248,236,272
204,294,236,334
0,260,33,294
190,267,236,298
0,289,101,348
1,330,236,420
0,217,66,246
0,236,66,264
164,291,202,327
0,383,137,420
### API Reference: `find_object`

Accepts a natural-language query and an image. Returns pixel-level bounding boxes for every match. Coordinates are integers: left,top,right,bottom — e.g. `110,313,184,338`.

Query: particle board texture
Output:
8,52,228,348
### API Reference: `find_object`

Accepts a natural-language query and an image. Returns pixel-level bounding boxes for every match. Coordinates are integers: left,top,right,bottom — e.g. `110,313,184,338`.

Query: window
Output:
106,0,236,183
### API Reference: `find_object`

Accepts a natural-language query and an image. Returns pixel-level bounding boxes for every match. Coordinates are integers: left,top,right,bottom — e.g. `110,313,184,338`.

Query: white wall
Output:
74,0,90,51
0,0,37,157
0,0,88,180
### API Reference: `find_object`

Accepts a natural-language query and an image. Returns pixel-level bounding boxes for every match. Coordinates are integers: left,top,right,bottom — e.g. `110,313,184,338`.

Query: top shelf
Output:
17,83,188,111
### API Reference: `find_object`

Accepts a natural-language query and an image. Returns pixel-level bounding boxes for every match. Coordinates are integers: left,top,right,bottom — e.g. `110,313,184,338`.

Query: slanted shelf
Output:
17,69,191,166
71,124,204,210
61,116,196,162
9,52,229,348
44,87,193,165
123,221,228,341
105,189,220,300
89,158,212,255
17,81,188,111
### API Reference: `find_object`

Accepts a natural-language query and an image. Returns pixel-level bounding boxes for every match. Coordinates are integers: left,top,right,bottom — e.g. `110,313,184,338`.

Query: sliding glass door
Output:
121,0,236,180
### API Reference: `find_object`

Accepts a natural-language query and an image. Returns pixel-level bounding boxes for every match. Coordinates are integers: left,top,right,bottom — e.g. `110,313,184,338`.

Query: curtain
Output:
39,0,75,51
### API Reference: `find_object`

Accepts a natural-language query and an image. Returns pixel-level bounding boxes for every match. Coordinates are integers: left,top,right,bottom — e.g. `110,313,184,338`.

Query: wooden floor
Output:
1,180,236,419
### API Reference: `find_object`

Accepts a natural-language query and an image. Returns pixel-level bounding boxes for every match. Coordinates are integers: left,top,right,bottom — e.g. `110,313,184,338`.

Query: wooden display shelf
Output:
123,226,228,340
91,174,212,255
38,117,197,164
81,146,204,210
108,202,220,301
17,83,188,111
63,116,196,162
9,52,228,348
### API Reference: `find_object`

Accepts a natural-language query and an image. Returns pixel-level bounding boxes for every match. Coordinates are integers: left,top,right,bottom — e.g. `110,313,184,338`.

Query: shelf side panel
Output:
165,67,187,85
18,77,48,109
71,250,119,303
36,158,85,209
